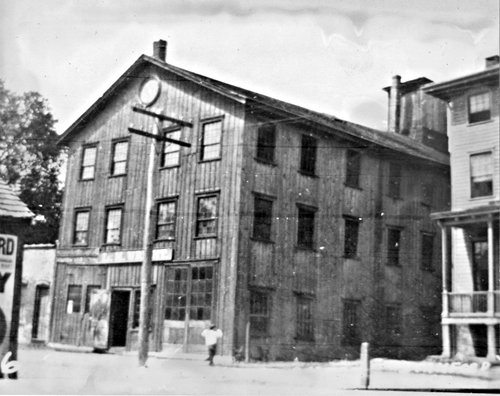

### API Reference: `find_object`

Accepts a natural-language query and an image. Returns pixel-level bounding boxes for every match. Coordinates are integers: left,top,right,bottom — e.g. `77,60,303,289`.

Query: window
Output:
132,287,155,329
468,92,491,124
300,135,317,175
196,196,218,237
343,300,360,345
253,196,273,241
161,129,181,167
388,163,402,198
470,152,493,198
256,124,276,163
296,295,314,341
84,285,101,314
387,228,401,266
345,150,361,187
110,140,128,176
386,305,402,338
297,206,315,249
250,290,270,336
67,285,82,313
156,201,176,240
421,182,433,205
344,217,360,258
189,266,213,320
421,233,434,271
73,210,90,246
200,120,222,161
105,207,123,244
80,146,97,180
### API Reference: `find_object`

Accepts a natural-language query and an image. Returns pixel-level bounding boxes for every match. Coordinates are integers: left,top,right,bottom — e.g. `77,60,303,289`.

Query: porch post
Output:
440,223,451,358
487,217,494,316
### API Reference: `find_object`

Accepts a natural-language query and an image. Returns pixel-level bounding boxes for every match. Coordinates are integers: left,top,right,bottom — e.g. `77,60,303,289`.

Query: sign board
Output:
0,234,18,358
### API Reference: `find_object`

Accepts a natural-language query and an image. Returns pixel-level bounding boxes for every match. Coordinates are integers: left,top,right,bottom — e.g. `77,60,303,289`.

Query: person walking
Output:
201,324,223,366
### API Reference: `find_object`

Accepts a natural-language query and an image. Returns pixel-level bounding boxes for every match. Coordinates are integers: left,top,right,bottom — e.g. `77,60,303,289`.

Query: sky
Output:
0,0,498,135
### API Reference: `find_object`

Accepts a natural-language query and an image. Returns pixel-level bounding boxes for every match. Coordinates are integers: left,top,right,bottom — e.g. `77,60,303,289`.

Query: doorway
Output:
32,285,50,340
109,290,130,347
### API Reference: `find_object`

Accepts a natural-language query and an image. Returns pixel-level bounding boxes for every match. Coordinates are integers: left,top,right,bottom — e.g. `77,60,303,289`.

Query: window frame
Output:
299,135,317,176
200,119,223,162
342,299,361,346
252,195,274,242
468,91,491,124
156,200,177,241
255,123,277,164
195,194,219,238
73,208,91,246
160,128,182,168
104,206,124,245
249,289,271,337
387,227,402,266
110,139,129,177
84,284,101,314
296,204,316,249
80,145,98,181
67,284,83,314
345,149,362,188
343,216,361,258
295,294,314,341
470,151,494,199
421,232,435,271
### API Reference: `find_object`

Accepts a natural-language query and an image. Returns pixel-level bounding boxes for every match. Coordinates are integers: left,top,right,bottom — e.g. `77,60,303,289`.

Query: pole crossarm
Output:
128,127,191,147
132,106,193,128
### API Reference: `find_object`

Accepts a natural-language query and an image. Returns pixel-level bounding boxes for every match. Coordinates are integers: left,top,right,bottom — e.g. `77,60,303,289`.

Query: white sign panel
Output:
0,234,17,358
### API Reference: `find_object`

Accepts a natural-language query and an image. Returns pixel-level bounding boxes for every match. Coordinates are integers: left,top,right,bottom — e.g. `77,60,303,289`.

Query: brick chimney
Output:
486,55,499,68
387,75,401,133
153,40,167,62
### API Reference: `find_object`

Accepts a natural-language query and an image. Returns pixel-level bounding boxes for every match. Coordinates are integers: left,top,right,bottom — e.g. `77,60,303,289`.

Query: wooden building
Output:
52,40,450,360
425,56,500,361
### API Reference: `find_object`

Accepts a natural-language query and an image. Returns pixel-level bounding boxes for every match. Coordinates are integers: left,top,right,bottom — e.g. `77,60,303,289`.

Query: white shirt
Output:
201,328,223,346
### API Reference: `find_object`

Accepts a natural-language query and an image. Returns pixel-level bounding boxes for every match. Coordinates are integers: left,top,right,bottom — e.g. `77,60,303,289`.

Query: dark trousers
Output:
208,344,217,365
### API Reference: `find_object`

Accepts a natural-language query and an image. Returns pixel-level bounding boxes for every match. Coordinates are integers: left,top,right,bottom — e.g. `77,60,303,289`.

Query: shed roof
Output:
0,180,34,219
57,54,449,167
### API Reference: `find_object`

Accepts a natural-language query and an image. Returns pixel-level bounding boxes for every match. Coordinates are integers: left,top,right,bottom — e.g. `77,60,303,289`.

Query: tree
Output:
0,79,65,244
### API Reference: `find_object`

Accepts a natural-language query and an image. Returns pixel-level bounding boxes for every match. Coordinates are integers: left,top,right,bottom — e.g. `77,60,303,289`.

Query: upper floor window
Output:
196,195,218,237
256,124,276,164
295,295,314,341
343,299,360,345
200,120,222,161
387,228,401,266
253,196,273,241
470,152,493,198
105,207,123,245
73,209,90,246
111,140,128,176
161,129,181,167
344,216,360,258
156,201,177,240
80,146,97,180
421,233,434,271
388,163,402,198
250,290,270,336
300,135,317,175
345,150,361,188
468,92,491,124
297,205,315,249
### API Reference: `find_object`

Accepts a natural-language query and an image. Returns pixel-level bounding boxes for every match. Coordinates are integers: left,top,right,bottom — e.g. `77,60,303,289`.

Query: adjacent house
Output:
51,40,450,360
425,56,500,361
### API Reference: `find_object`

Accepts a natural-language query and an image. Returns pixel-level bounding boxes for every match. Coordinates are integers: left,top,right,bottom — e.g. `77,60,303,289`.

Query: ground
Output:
0,346,499,395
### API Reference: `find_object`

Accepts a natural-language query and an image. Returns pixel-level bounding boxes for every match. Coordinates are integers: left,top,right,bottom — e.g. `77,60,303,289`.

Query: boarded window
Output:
421,233,434,271
196,196,218,237
161,130,181,167
67,285,82,313
80,146,97,180
388,163,402,198
250,290,270,336
300,135,317,175
345,150,361,187
344,217,360,258
201,120,222,161
387,228,401,266
73,210,90,246
105,207,122,244
111,140,128,176
343,300,360,345
156,201,176,240
296,295,314,341
253,196,273,241
468,92,491,124
297,206,315,248
256,124,276,163
470,152,493,198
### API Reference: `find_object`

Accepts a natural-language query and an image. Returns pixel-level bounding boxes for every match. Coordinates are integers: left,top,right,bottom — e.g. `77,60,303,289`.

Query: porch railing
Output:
447,291,500,315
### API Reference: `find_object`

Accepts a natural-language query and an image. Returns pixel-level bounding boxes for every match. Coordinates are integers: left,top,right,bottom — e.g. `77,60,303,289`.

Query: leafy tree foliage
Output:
0,79,65,244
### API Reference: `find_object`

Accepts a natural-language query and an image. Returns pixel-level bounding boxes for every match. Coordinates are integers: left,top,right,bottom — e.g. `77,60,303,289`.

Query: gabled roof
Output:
0,180,34,219
57,54,449,166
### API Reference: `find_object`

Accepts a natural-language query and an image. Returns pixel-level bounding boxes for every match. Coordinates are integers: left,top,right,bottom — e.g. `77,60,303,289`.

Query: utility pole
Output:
129,106,191,367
